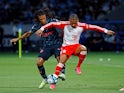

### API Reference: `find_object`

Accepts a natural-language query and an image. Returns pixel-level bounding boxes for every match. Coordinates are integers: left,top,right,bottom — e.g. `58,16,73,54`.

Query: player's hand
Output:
10,38,19,44
107,30,116,35
35,30,42,36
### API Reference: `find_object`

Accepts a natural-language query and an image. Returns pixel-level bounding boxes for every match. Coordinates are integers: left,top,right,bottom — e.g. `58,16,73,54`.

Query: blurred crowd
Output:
0,0,124,24
0,0,124,52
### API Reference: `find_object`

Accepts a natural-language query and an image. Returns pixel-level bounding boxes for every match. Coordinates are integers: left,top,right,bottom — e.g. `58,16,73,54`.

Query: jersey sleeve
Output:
78,22,108,33
40,21,69,31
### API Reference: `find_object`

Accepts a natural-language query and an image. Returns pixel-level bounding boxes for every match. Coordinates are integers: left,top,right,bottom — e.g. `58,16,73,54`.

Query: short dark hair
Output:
69,14,78,20
34,9,46,22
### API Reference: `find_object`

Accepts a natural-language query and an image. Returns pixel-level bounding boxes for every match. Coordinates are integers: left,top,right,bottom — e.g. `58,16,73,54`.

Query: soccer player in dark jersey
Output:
10,9,66,89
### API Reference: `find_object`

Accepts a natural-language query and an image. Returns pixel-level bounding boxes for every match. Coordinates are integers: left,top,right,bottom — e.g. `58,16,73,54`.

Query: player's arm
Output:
10,31,32,43
80,23,115,35
36,21,68,35
35,22,56,35
11,23,41,43
88,24,115,35
40,21,68,30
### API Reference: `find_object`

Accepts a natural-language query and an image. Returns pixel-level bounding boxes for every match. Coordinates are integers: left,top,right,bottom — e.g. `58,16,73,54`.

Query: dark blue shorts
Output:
38,44,61,60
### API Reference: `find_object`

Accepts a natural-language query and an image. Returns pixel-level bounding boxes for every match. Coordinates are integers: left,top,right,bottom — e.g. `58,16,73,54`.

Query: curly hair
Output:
34,8,55,22
34,9,46,22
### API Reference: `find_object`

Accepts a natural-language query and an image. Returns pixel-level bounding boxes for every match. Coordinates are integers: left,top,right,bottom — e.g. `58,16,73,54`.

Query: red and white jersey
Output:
40,21,108,46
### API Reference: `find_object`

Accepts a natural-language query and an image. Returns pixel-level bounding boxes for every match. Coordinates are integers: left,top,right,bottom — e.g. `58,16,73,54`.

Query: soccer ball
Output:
47,74,58,84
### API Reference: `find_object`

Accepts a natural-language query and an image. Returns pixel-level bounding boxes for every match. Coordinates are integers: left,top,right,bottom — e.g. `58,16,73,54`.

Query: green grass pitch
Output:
0,52,124,93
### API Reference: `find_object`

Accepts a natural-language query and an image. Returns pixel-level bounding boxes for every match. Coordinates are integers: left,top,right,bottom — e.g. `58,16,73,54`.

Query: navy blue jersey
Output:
31,18,62,47
31,18,58,33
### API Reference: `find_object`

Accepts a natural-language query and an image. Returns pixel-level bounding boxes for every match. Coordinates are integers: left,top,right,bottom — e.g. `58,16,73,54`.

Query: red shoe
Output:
75,67,82,74
49,84,56,90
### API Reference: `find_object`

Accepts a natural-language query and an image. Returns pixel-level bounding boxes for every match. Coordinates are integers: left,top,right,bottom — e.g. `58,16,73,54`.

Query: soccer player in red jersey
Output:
36,14,115,89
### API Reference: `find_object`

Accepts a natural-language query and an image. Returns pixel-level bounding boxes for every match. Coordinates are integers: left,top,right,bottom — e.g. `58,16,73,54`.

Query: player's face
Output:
69,18,79,28
38,14,47,25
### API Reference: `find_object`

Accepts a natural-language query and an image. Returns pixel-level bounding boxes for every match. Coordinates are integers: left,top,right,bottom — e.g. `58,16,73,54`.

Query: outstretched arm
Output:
80,23,116,35
10,31,32,43
36,21,68,36
88,24,115,35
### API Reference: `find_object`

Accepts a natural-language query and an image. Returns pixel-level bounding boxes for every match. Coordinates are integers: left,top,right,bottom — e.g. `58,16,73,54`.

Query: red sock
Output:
76,51,87,67
55,63,64,75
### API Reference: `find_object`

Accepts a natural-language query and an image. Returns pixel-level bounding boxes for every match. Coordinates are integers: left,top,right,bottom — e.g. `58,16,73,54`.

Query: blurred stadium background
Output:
0,0,124,93
0,0,124,53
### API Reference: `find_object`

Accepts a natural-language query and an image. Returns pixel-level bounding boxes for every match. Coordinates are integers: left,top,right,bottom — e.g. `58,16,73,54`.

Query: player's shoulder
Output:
31,23,42,33
57,21,70,25
32,23,42,29
52,18,59,22
77,22,87,26
47,18,59,23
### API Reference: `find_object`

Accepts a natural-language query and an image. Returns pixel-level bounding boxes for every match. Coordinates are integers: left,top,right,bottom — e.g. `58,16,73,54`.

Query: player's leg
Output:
56,56,65,74
56,56,66,80
50,54,68,89
55,45,71,76
50,46,71,89
37,48,52,88
37,58,46,79
74,44,87,74
37,57,48,88
53,44,66,80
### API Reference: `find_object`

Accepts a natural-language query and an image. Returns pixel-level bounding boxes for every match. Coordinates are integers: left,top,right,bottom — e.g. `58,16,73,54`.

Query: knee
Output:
81,45,87,51
37,58,44,66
